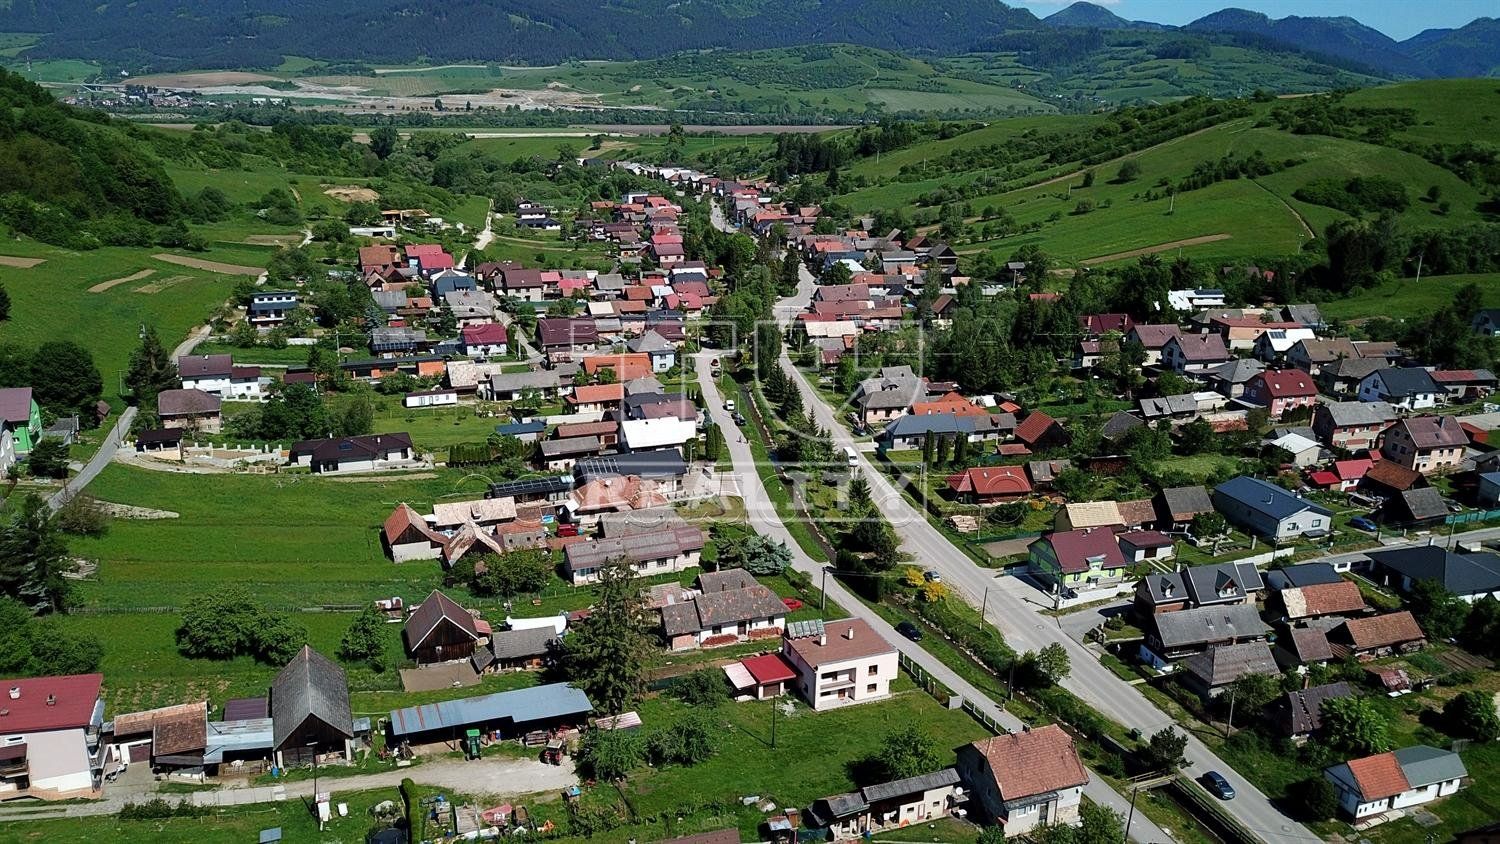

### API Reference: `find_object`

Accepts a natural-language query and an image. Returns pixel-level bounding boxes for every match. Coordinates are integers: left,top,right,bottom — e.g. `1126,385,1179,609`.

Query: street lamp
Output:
306,740,320,828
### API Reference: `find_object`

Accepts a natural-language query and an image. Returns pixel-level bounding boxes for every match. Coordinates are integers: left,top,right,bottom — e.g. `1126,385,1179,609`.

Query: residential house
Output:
1078,313,1134,337
1211,476,1333,540
1319,357,1391,397
108,701,208,773
1380,487,1450,528
1287,338,1394,376
1155,485,1215,531
1118,530,1174,565
567,383,625,415
156,388,222,434
1359,368,1443,411
1479,472,1500,508
1313,402,1397,451
404,590,483,665
1203,359,1265,399
1028,528,1127,594
270,647,352,768
1276,682,1353,741
381,503,446,563
1179,642,1279,699
288,433,415,474
1211,316,1304,351
1472,309,1500,336
501,267,548,302
460,323,508,359
1243,370,1319,420
1380,415,1467,475
1360,459,1427,499
1132,561,1263,616
248,290,298,329
485,369,566,402
1274,581,1367,623
809,769,965,841
946,466,1031,504
659,572,788,650
0,388,41,464
782,619,897,711
1125,324,1181,366
880,413,1011,450
562,527,706,586
1325,746,1466,820
1144,604,1269,660
1277,621,1335,671
1364,546,1500,603
627,330,677,373
619,417,697,455
1253,328,1318,362
1013,411,1070,452
1431,369,1497,403
1162,334,1232,373
0,673,104,797
369,327,430,357
958,725,1088,835
536,318,599,362
177,355,266,400
1329,611,1426,660
853,367,928,427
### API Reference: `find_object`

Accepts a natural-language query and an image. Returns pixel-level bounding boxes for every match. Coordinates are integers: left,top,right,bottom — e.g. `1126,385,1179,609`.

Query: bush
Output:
52,493,110,537
577,727,642,781
672,669,729,708
1291,775,1338,821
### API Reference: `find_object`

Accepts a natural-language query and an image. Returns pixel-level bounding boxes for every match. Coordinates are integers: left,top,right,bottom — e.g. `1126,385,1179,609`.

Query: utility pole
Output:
820,565,828,611
1122,785,1140,844
1224,687,1236,738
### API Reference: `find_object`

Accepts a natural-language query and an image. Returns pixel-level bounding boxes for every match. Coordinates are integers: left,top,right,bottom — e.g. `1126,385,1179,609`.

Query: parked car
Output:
896,621,923,642
1201,771,1235,800
733,412,747,425
1348,516,1378,532
724,399,736,412
923,570,942,583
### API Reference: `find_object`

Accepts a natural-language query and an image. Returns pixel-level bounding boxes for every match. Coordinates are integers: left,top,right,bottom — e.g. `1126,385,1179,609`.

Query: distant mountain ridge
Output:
0,0,1493,81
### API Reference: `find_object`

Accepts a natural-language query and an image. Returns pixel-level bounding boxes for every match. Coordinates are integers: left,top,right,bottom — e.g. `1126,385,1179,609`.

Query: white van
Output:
843,446,859,467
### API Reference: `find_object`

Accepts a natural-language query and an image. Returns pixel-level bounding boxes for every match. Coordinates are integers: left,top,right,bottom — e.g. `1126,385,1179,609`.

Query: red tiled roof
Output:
969,724,1088,801
567,384,625,405
1285,581,1366,618
461,323,508,345
1014,411,1060,445
1340,611,1424,650
947,466,1031,497
1038,527,1126,574
1255,370,1318,398
741,653,797,685
0,674,102,732
1346,752,1409,800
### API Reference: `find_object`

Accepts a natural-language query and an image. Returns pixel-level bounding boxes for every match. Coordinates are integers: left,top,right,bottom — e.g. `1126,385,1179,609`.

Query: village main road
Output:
695,351,1170,843
767,265,1316,844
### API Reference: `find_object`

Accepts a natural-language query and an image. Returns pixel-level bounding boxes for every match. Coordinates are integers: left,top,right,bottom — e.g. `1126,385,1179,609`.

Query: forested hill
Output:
0,0,1041,71
0,69,184,246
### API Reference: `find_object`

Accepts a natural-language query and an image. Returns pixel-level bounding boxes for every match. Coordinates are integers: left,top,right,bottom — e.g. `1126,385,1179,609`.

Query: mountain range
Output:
1045,3,1500,79
0,0,1494,79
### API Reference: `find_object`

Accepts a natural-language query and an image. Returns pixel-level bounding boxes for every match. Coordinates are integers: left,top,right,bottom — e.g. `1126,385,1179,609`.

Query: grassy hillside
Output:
826,80,1500,266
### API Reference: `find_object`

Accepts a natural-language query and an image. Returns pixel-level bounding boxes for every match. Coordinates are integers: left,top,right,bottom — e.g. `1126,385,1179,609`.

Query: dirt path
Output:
88,269,155,293
153,254,264,276
1252,178,1315,240
0,255,45,268
1080,233,1232,265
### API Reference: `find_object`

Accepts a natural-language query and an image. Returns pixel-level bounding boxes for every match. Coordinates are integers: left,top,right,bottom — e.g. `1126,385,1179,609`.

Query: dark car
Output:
896,621,923,642
1348,516,1378,532
733,412,747,426
1201,771,1235,800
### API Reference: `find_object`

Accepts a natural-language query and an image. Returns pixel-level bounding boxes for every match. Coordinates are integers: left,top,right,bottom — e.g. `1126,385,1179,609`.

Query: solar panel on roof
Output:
786,619,824,639
487,475,572,498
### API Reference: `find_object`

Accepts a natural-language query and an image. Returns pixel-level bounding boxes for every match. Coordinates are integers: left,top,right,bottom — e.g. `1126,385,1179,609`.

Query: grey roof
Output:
861,767,961,803
1319,401,1397,427
661,602,704,637
883,413,1006,439
1180,642,1278,687
1153,604,1269,650
1394,745,1468,788
811,792,869,823
270,646,352,750
1322,357,1389,381
1182,561,1264,604
1388,487,1449,522
373,290,407,311
1207,358,1265,385
1283,682,1351,735
627,330,674,354
1285,627,1334,663
1213,476,1333,521
601,507,687,538
563,526,706,572
1139,394,1199,418
157,388,221,417
488,627,558,660
693,585,787,628
1265,562,1342,590
594,273,626,291
624,375,665,397
574,451,687,482
539,436,601,458
1366,367,1441,397
1283,304,1324,327
1159,485,1214,520
1365,546,1500,596
387,682,593,738
489,369,563,393
202,717,274,764
1101,412,1144,441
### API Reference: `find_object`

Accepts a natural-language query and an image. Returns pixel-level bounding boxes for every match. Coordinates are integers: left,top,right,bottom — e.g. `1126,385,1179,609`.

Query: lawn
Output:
1317,273,1500,322
1150,453,1248,484
0,241,233,406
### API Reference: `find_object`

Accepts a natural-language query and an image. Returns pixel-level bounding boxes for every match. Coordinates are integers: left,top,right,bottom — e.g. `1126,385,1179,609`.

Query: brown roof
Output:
1362,460,1423,492
1346,752,1410,801
556,420,619,439
156,388,221,417
968,724,1088,801
112,701,206,739
1281,581,1367,619
1117,498,1158,526
153,710,208,756
1393,415,1468,449
568,383,626,406
404,589,480,650
784,618,894,668
1014,411,1061,446
1338,611,1424,650
383,503,445,547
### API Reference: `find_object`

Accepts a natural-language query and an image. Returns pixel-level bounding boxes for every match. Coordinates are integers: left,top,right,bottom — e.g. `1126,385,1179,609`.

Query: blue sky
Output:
1008,0,1491,40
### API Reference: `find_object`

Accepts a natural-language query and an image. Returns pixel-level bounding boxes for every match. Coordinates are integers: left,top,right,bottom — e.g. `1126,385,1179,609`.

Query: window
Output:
868,664,879,676
866,684,878,693
1311,519,1322,528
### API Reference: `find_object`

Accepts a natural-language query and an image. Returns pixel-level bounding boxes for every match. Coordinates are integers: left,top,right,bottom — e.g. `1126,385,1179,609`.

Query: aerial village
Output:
2,153,1500,844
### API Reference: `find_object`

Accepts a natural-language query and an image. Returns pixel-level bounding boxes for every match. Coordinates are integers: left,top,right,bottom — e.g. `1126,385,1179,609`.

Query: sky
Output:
1008,0,1491,41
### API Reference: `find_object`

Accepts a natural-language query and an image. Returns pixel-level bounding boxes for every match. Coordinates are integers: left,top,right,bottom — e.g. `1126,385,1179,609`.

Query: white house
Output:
626,330,677,373
0,673,105,798
1358,368,1442,411
958,725,1088,835
660,570,788,650
620,417,697,455
562,526,706,586
1167,288,1226,312
177,354,267,400
1325,745,1466,820
287,433,416,474
403,389,459,409
248,290,299,330
781,619,897,711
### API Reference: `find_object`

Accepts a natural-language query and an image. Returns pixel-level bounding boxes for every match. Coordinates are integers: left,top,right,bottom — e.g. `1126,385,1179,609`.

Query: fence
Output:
897,652,1010,736
1447,508,1500,526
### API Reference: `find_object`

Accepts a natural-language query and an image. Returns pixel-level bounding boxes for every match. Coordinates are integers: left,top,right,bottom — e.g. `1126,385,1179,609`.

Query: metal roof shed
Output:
388,682,593,740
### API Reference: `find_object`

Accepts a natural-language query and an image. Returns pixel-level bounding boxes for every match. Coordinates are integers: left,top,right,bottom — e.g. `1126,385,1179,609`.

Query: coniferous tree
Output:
125,325,177,406
561,561,653,714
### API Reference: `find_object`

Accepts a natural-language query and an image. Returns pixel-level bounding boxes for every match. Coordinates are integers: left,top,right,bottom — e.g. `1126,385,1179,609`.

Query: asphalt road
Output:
695,351,1171,842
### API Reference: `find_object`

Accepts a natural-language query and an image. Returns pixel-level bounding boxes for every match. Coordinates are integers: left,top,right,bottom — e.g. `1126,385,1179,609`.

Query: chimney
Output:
845,625,855,641
7,687,17,700
45,695,55,707
819,633,827,646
